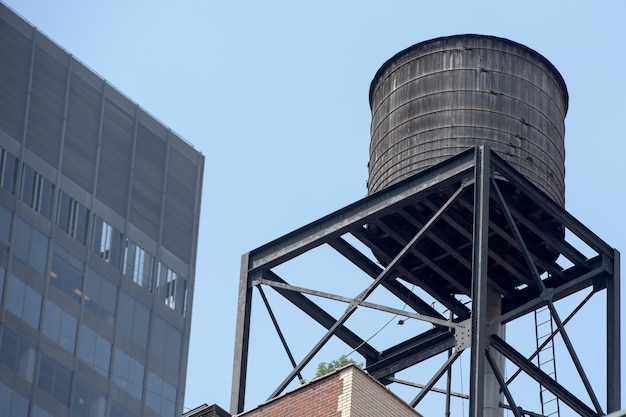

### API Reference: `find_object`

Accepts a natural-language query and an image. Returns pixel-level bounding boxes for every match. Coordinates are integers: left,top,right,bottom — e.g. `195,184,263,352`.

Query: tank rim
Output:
368,34,569,114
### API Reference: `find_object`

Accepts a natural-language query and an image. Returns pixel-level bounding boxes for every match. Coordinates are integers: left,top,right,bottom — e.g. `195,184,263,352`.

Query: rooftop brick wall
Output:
343,367,423,417
237,365,422,417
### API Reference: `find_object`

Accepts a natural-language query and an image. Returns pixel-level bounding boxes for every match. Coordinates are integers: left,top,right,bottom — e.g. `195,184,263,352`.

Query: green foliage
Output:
314,354,363,378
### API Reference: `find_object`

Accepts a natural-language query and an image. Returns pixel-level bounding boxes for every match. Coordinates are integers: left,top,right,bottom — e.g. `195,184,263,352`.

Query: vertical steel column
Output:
231,252,253,414
469,145,490,417
607,249,621,413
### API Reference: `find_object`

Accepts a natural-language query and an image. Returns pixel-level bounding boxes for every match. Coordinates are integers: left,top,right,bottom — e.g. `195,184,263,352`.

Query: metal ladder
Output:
534,306,561,417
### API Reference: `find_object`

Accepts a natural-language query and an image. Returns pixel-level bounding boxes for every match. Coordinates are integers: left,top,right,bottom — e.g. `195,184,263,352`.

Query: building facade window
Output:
84,267,117,325
6,274,41,329
78,324,111,377
0,380,29,416
156,263,188,316
49,243,84,303
110,400,138,417
123,240,154,290
92,216,123,268
38,352,72,406
0,266,5,304
112,347,144,400
42,299,77,354
32,405,55,417
0,8,202,417
13,217,48,275
57,190,90,244
0,204,10,251
0,147,19,194
146,371,176,417
0,325,36,382
149,315,182,372
73,376,106,417
20,165,55,219
117,291,149,348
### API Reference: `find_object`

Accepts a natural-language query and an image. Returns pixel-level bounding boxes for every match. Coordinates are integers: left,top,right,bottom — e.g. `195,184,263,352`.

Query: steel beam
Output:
328,236,447,320
485,349,522,417
490,335,597,417
248,149,476,272
231,253,254,414
386,377,469,400
410,349,464,407
351,226,471,318
257,278,457,328
232,146,619,416
257,287,303,382
269,182,466,398
367,328,457,380
506,290,594,388
492,265,608,326
469,145,490,417
491,152,613,256
607,249,621,413
261,270,379,360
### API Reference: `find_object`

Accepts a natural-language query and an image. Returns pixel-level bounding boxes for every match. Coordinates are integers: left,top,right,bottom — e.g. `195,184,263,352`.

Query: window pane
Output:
57,192,70,232
39,176,55,219
57,191,90,244
20,165,35,207
0,381,29,417
117,291,149,349
12,218,30,265
75,204,90,244
94,332,111,376
38,353,71,406
1,150,19,194
150,315,166,362
50,243,84,302
112,347,144,400
33,405,55,417
175,275,187,315
78,325,96,363
78,324,110,376
150,315,181,371
29,227,48,274
43,300,61,341
43,300,76,353
145,372,161,413
73,376,106,417
0,380,10,416
0,326,35,382
12,217,48,274
92,217,123,268
23,284,42,328
166,327,181,370
0,266,5,305
84,268,116,325
0,205,11,251
146,371,176,417
6,275,41,329
110,400,138,417
11,390,29,416
133,300,149,347
59,308,77,353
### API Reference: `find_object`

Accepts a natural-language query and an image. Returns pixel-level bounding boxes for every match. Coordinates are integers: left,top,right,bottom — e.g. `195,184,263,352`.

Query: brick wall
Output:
343,367,422,417
239,372,342,417
237,365,422,417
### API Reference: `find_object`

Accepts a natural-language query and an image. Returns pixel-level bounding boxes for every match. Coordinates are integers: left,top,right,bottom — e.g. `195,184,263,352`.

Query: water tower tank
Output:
368,35,568,207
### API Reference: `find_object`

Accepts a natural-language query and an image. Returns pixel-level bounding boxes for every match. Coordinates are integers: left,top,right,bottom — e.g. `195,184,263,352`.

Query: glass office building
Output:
0,3,204,417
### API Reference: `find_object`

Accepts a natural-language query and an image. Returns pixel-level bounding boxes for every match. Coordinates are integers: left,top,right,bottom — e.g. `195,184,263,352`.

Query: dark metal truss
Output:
230,145,620,417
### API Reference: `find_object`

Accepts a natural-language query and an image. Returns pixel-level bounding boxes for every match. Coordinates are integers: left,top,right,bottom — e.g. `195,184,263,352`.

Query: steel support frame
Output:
230,146,620,416
468,144,490,417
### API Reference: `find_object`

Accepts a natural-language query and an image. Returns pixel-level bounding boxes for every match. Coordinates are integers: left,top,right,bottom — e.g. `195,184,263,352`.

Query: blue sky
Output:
4,1,625,415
